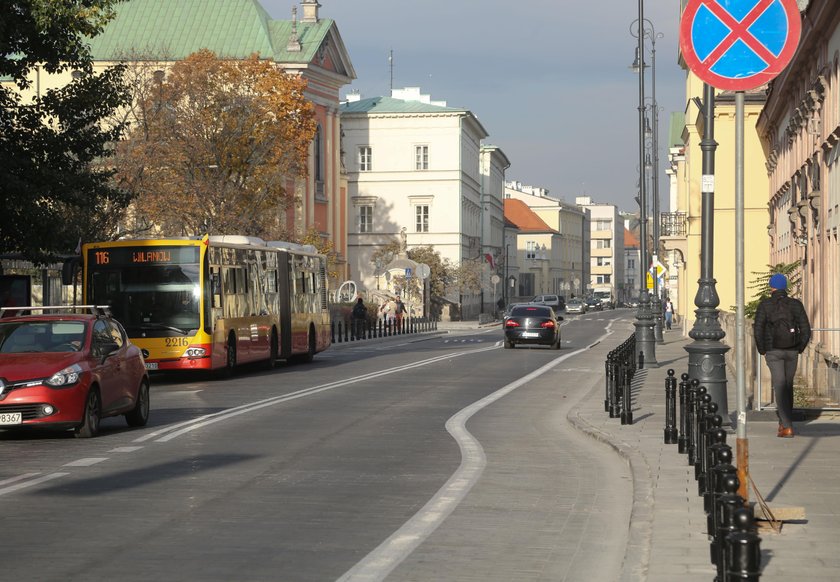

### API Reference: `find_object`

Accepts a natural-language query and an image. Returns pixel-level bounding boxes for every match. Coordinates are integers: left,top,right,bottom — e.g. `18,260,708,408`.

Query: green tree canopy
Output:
1,0,131,263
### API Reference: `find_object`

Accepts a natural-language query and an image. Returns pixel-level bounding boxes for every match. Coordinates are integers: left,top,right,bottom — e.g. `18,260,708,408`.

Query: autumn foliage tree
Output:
114,49,317,238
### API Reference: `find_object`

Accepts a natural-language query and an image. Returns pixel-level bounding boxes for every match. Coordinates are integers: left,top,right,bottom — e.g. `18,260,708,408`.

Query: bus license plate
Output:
144,362,158,370
0,412,22,425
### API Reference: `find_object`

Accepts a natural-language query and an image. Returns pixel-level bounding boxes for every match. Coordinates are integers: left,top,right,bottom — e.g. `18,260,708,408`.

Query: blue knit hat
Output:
769,273,787,290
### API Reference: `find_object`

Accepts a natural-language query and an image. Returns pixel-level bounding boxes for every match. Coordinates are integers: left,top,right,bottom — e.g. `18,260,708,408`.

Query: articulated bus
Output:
81,236,330,373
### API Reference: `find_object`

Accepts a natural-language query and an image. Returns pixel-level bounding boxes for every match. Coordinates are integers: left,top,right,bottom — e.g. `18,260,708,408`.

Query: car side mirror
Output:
95,340,120,359
557,316,564,322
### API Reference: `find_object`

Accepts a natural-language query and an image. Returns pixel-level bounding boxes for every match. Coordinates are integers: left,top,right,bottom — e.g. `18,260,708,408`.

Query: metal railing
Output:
660,212,687,237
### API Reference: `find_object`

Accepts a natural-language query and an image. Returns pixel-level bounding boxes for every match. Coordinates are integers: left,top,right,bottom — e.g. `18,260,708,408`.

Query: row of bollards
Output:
330,316,438,344
604,333,637,425
664,369,763,581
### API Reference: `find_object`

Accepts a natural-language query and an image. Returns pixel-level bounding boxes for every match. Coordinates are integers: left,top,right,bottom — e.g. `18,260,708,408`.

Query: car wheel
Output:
552,336,562,350
125,379,150,427
504,339,514,349
75,388,101,438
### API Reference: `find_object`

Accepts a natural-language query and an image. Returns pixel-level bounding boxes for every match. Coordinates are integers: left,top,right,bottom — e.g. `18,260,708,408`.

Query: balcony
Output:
661,212,686,237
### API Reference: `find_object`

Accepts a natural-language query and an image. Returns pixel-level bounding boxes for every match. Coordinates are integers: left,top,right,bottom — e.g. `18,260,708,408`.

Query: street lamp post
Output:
685,84,730,418
632,17,665,344
631,3,657,366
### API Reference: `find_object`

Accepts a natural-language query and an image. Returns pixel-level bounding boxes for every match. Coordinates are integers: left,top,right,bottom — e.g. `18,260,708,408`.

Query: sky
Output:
262,0,686,215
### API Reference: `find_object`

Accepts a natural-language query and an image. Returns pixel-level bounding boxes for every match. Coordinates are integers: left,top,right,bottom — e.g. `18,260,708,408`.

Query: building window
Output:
358,146,372,171
595,219,611,230
596,257,612,266
415,205,429,232
525,241,537,259
359,205,373,233
415,145,429,170
628,259,635,269
596,275,612,284
595,239,612,249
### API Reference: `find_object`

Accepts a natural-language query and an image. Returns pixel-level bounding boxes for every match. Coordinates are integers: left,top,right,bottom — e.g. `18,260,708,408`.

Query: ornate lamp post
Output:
631,3,657,366
685,84,730,418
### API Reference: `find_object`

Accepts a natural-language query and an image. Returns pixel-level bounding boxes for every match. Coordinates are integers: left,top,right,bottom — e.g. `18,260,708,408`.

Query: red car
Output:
0,306,150,437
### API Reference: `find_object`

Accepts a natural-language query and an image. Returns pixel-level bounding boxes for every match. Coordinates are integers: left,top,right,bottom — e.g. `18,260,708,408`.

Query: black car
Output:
585,297,603,311
503,305,562,349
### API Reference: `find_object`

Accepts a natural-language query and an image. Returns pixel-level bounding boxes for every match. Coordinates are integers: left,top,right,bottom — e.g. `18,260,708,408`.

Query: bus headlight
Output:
185,347,206,358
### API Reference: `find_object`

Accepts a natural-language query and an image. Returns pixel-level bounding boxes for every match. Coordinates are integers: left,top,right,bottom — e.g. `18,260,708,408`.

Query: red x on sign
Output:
680,0,801,91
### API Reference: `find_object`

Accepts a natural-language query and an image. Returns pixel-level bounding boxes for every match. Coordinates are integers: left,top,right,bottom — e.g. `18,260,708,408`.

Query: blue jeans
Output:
664,312,673,329
765,349,799,428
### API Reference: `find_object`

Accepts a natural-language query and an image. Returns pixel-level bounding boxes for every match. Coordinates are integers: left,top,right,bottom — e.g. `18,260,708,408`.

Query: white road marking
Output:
337,324,617,582
137,344,501,444
0,473,69,496
109,446,144,453
63,458,108,467
0,473,40,487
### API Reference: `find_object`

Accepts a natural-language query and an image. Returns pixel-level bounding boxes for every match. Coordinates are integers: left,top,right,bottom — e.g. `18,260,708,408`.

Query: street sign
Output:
416,264,431,280
680,0,801,91
405,267,412,278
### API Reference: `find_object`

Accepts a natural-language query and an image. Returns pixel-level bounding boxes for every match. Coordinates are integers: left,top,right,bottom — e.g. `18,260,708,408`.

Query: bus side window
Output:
211,270,222,309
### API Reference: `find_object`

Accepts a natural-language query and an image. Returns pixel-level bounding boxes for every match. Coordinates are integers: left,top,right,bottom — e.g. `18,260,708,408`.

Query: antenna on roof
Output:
389,49,394,95
287,6,301,52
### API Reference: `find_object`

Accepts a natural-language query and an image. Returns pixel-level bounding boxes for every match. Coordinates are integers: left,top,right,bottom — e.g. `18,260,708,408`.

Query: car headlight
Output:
45,364,83,387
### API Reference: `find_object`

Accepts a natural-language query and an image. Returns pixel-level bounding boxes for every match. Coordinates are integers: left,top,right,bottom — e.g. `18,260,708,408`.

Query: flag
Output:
484,253,495,269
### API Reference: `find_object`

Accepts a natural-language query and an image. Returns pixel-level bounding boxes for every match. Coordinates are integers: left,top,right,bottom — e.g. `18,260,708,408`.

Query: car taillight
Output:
505,320,520,328
540,320,556,329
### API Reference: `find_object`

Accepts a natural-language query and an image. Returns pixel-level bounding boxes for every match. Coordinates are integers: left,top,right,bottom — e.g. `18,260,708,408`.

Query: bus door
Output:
277,252,292,359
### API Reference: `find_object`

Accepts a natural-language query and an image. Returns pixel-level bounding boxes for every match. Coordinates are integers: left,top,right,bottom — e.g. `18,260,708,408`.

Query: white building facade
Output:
575,196,625,303
340,91,494,318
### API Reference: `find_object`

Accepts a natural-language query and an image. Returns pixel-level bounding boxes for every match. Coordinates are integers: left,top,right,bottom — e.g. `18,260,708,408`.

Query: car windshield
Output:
0,321,87,353
510,306,552,317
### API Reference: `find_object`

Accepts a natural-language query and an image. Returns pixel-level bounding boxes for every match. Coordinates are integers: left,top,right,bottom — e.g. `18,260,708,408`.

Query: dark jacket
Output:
753,290,811,355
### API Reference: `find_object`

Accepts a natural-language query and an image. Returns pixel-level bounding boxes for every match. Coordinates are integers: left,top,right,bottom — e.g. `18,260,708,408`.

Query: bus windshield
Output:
87,247,201,337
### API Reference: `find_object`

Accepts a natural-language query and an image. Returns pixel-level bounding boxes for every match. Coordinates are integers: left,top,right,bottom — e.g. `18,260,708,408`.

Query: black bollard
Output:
605,355,613,413
687,383,705,466
678,373,690,454
711,473,743,573
344,320,349,343
702,427,729,504
698,408,721,494
726,507,761,581
694,393,712,479
664,369,678,444
337,321,343,343
330,320,335,344
621,357,634,425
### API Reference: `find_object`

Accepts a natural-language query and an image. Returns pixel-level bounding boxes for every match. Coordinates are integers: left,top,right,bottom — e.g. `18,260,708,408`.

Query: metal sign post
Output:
680,0,801,501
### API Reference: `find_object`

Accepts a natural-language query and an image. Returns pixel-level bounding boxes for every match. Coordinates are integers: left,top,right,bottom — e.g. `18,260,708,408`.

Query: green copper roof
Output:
86,0,332,63
341,96,465,115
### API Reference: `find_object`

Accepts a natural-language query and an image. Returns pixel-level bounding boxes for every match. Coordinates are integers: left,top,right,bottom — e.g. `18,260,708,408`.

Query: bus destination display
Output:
89,246,199,266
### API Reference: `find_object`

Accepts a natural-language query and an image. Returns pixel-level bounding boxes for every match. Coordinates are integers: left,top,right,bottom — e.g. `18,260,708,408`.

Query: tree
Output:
0,0,132,263
734,261,801,319
113,49,317,238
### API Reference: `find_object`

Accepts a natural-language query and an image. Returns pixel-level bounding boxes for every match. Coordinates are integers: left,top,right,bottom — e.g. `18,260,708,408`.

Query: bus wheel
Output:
266,329,278,370
300,326,316,363
225,333,237,374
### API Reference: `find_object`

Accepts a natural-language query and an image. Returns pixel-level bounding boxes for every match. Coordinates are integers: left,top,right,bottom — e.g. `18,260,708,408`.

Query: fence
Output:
330,316,438,344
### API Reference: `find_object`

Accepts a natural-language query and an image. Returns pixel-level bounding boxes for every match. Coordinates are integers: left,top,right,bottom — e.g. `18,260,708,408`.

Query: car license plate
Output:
144,362,158,370
0,412,22,425
521,332,540,338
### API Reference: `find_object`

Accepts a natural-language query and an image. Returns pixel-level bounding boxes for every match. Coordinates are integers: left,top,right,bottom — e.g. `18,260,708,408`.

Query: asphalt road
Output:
1,309,636,582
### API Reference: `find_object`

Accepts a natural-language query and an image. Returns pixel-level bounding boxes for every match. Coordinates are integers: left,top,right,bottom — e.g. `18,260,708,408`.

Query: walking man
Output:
753,273,811,438
352,297,367,339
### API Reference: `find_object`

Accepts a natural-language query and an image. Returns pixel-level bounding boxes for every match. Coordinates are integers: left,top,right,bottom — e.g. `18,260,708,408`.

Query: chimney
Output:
301,0,320,23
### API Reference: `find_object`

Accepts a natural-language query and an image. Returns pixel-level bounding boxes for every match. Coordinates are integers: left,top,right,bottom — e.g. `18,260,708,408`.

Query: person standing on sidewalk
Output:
394,297,407,332
663,298,674,330
753,273,811,438
352,297,368,339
